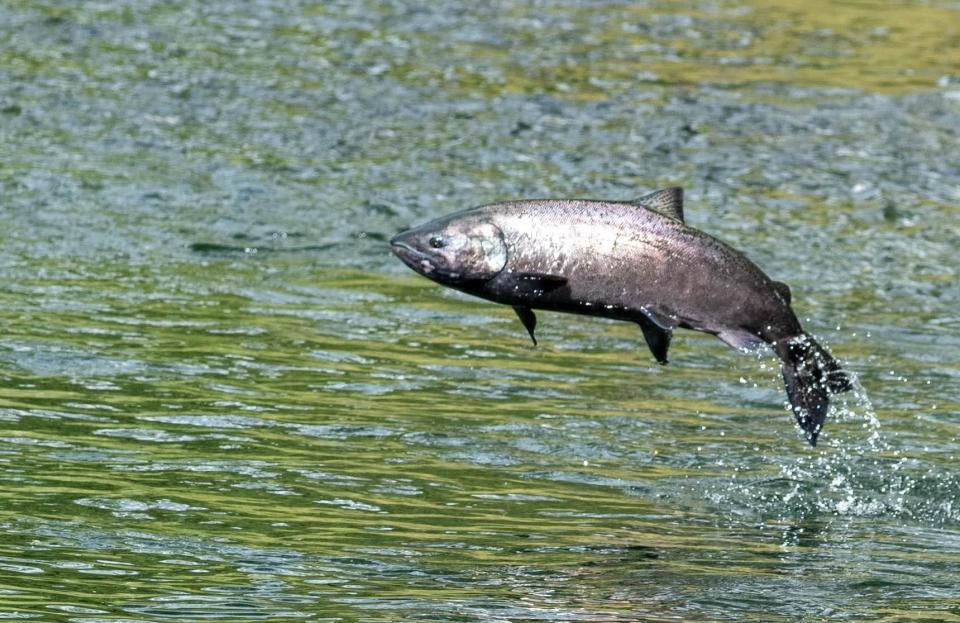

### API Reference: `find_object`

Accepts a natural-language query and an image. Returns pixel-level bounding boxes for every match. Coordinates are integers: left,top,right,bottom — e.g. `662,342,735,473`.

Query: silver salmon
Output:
390,188,852,445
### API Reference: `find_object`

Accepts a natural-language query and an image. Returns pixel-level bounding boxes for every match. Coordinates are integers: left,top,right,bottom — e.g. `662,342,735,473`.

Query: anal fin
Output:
637,316,671,364
513,306,538,346
717,329,765,352
639,305,677,331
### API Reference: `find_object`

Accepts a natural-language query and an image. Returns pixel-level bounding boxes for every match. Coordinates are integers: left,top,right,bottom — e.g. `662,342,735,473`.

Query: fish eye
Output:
429,236,445,249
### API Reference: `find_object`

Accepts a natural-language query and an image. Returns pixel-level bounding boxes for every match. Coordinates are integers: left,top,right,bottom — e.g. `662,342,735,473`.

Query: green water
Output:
1,0,959,620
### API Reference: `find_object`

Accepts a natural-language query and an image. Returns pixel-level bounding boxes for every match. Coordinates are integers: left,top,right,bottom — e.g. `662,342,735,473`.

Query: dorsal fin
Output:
772,280,792,305
634,187,684,222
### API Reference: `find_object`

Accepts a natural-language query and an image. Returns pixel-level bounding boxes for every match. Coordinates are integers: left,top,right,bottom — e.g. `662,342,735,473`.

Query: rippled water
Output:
1,0,959,620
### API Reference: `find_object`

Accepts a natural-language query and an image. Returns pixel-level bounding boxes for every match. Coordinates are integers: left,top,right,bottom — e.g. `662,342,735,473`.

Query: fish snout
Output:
389,228,420,252
390,231,435,275
389,233,413,257
389,230,413,256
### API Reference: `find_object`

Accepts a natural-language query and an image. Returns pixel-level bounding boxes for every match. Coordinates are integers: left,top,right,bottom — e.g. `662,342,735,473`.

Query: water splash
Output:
703,371,960,526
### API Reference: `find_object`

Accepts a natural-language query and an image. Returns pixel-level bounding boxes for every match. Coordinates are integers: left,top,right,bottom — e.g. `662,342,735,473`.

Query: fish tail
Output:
774,333,853,446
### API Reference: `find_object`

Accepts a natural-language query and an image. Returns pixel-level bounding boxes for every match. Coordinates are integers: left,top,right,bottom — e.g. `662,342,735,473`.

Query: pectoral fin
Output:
637,316,671,364
508,272,568,296
513,306,538,346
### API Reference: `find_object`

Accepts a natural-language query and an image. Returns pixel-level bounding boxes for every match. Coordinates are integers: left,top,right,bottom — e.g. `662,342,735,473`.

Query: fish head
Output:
390,214,507,285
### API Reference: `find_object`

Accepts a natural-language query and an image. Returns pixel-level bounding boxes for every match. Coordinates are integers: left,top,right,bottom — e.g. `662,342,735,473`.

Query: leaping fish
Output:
390,188,852,445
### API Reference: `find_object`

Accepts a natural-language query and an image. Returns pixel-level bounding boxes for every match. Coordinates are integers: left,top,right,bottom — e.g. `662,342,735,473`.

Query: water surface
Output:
1,0,959,620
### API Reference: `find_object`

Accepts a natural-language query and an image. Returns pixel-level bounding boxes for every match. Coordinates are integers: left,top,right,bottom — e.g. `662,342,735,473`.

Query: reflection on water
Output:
1,0,959,620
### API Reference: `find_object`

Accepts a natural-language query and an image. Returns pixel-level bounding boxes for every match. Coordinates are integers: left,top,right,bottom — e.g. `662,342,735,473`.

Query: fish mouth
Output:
390,238,435,275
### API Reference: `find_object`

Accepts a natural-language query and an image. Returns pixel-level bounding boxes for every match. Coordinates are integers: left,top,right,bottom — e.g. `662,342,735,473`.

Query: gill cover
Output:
450,221,508,282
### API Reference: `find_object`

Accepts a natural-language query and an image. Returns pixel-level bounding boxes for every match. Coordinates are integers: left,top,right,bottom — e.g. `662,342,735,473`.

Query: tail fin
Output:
774,334,853,446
